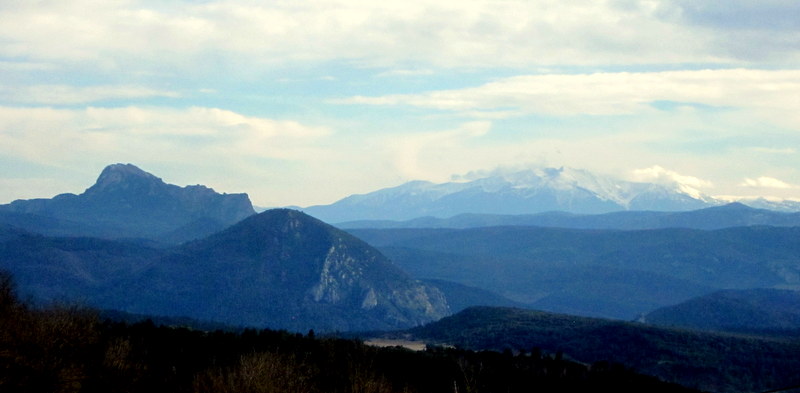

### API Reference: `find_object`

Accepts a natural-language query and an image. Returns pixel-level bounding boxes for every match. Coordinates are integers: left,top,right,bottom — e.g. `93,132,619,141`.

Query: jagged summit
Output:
89,163,163,191
0,163,256,242
99,163,159,181
84,163,170,199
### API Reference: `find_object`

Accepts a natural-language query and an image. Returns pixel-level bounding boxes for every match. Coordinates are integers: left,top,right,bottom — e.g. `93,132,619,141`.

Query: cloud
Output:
376,69,435,77
631,165,713,198
338,69,800,128
1,1,799,207
647,0,800,63
0,105,346,206
751,147,797,155
2,0,796,76
0,85,179,105
0,176,78,201
0,106,330,165
0,60,56,72
388,121,492,181
665,0,800,31
740,177,796,189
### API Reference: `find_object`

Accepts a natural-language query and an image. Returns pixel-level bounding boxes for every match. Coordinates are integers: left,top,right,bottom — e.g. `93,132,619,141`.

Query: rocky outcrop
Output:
308,237,449,327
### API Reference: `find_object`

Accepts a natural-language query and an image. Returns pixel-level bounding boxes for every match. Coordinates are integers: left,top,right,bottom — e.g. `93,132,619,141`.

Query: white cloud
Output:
1,1,799,207
751,147,797,155
2,0,795,76
339,69,800,128
665,0,800,30
0,106,330,164
388,121,492,181
631,165,713,198
376,69,435,78
741,177,796,189
0,177,79,201
0,85,179,105
0,105,345,206
0,60,56,72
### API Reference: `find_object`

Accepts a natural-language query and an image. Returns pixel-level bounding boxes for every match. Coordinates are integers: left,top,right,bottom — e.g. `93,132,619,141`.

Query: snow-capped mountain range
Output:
303,166,733,223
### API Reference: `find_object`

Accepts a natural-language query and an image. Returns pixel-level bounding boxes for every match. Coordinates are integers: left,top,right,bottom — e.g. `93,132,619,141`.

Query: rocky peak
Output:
1,163,256,242
86,163,166,195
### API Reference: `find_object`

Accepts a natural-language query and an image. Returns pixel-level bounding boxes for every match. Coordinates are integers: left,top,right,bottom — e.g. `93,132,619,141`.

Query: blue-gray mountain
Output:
348,225,800,320
302,167,721,223
0,163,256,243
337,202,800,230
0,209,449,332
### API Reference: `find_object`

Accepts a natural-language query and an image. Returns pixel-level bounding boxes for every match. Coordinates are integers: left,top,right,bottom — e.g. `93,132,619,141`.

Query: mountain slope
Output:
304,167,717,223
0,227,161,304
0,163,255,242
0,209,449,332
644,288,800,333
142,209,450,330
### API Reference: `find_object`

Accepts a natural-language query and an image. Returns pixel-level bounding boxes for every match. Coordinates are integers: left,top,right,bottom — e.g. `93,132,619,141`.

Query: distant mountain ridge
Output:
338,202,800,230
348,225,800,320
0,163,256,243
0,209,449,332
302,167,720,223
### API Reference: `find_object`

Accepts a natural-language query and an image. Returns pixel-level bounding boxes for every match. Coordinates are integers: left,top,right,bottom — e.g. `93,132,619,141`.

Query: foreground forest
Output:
406,307,800,393
0,273,698,393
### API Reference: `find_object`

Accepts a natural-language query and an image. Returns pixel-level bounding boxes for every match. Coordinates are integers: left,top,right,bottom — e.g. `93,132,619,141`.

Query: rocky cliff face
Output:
0,163,255,242
308,236,448,327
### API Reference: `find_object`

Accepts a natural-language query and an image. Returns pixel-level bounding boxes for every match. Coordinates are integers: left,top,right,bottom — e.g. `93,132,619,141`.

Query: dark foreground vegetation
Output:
408,307,800,393
0,273,698,393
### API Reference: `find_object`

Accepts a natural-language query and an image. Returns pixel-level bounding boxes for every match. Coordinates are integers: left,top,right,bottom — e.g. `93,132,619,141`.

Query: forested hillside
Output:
406,307,800,393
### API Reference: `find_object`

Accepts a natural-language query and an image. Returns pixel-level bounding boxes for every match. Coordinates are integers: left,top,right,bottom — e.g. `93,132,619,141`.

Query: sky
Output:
1,0,799,207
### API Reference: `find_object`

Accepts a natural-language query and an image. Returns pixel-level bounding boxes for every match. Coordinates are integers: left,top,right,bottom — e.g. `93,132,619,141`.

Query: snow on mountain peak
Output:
304,165,728,222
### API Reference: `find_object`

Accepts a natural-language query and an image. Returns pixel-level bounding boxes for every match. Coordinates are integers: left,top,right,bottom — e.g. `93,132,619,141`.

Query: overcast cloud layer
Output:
1,0,799,206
